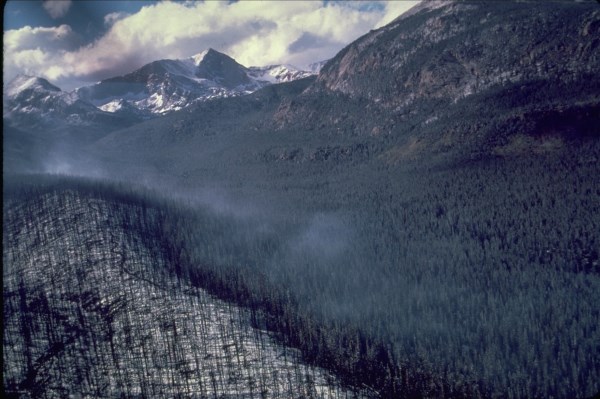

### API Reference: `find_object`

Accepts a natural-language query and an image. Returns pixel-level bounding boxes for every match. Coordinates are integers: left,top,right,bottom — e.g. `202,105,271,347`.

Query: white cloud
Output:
104,12,130,26
4,1,420,90
42,0,72,19
3,24,81,83
4,24,78,51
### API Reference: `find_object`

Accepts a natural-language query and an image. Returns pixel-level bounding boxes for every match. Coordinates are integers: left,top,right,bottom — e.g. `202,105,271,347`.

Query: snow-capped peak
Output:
5,75,61,97
31,50,320,116
3,74,106,126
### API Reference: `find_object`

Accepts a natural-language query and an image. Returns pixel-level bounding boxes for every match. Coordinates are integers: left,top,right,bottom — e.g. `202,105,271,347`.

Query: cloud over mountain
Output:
3,1,418,91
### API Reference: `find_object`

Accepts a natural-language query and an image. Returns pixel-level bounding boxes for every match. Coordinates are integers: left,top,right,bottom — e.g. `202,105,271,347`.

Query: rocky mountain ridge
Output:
76,48,317,115
274,0,599,149
3,49,320,134
3,75,144,139
314,1,598,104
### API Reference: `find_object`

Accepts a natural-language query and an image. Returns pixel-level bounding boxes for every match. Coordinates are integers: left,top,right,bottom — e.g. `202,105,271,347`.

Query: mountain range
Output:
3,49,320,134
75,48,317,115
75,0,598,182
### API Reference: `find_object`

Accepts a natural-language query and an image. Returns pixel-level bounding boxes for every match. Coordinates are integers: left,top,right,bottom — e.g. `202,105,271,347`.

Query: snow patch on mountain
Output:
75,49,319,115
99,100,122,112
5,50,322,119
247,64,314,84
191,50,210,66
3,74,150,134
4,75,93,120
5,75,61,97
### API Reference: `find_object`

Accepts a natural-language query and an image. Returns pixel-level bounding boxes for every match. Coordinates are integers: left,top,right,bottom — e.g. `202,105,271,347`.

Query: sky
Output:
4,0,419,91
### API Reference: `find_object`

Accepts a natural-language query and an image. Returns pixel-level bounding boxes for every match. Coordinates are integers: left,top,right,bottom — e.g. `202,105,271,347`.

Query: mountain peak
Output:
192,49,251,89
61,49,315,115
190,50,210,66
190,48,230,66
5,75,61,97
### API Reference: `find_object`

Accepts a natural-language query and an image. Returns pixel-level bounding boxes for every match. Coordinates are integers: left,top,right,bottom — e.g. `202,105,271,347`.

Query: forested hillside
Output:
5,141,599,398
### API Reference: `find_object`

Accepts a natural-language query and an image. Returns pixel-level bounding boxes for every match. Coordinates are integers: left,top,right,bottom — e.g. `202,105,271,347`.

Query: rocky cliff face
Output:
315,1,598,107
275,1,599,145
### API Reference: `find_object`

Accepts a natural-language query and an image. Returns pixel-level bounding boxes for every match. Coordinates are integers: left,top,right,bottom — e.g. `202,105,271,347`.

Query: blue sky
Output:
4,0,419,90
5,1,156,43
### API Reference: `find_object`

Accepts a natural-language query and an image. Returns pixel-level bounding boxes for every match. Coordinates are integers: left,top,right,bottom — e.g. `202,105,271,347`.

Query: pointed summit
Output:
193,48,251,89
73,49,315,115
190,48,223,66
190,49,210,66
4,73,106,129
5,75,61,97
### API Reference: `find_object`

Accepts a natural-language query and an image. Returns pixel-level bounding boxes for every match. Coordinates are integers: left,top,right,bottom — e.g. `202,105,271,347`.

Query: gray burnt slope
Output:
3,185,365,398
